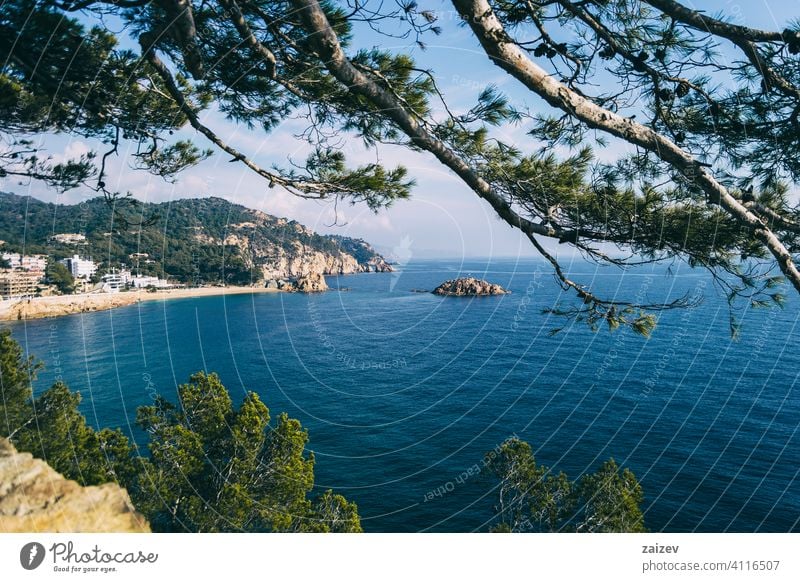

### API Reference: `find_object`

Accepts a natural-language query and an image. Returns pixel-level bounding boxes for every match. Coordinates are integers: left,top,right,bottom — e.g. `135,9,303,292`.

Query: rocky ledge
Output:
360,258,394,273
264,271,329,293
0,438,149,532
432,277,509,296
294,272,328,292
0,293,140,321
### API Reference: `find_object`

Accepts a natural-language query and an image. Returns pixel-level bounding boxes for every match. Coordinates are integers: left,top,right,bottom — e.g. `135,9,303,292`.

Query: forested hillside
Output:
0,192,389,284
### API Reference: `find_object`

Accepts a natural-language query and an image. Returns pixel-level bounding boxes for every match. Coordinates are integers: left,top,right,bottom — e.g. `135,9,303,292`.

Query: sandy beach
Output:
0,286,280,322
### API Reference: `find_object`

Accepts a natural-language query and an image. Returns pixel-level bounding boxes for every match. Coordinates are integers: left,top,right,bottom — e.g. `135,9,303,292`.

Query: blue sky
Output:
2,0,799,259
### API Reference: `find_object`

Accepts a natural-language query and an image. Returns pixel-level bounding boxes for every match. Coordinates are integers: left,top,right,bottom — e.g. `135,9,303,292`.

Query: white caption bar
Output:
1,533,797,581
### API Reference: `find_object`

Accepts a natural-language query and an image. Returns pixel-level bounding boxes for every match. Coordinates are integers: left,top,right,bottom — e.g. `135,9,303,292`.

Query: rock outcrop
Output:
294,272,328,293
432,277,508,296
218,211,394,281
258,244,362,280
360,257,394,273
264,272,328,293
254,243,393,280
0,293,140,321
0,438,150,533
326,236,395,274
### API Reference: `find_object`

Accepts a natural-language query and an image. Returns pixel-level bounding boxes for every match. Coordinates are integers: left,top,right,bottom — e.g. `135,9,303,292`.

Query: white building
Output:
50,233,87,245
59,255,97,279
2,253,47,271
131,275,171,289
100,269,132,293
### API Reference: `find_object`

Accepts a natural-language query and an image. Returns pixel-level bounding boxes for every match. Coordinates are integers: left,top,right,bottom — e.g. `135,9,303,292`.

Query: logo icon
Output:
20,542,46,570
389,235,413,292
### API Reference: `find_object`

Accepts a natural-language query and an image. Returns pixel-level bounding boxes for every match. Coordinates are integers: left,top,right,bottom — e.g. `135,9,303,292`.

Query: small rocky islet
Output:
264,271,329,293
431,277,509,296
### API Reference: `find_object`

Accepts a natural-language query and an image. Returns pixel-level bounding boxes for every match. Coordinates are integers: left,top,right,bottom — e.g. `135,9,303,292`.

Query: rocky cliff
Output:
249,240,361,280
0,192,393,285
225,218,393,280
0,438,149,532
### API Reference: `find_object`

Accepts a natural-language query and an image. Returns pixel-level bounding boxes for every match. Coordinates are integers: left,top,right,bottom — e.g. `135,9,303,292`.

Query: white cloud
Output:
50,140,91,164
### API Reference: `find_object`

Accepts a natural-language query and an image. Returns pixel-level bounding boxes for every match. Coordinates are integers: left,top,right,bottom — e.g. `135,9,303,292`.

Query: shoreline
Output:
0,286,282,322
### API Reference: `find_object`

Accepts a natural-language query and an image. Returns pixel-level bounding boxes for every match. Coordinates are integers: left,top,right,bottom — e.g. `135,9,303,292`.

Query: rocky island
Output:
432,277,508,296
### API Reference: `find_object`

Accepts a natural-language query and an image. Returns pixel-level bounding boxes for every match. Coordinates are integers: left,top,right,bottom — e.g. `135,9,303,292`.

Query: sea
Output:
6,258,800,532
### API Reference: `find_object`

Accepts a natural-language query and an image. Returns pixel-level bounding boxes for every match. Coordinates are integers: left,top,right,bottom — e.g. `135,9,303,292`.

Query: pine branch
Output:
450,0,800,296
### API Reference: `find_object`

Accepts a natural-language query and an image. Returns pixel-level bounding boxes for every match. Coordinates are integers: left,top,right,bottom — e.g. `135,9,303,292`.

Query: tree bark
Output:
289,0,588,244
451,0,800,294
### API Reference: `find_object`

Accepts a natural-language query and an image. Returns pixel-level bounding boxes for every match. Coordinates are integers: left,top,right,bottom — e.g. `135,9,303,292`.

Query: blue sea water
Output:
7,258,800,532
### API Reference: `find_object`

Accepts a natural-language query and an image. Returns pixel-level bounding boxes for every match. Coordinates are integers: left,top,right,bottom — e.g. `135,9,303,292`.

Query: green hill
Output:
0,192,390,285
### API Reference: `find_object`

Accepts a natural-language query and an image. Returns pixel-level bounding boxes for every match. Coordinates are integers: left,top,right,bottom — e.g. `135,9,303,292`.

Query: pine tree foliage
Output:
486,437,646,533
3,0,800,333
0,330,362,532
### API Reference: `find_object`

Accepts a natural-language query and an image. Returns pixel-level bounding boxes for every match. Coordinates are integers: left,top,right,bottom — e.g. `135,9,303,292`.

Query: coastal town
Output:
0,194,395,321
0,232,189,321
0,233,172,300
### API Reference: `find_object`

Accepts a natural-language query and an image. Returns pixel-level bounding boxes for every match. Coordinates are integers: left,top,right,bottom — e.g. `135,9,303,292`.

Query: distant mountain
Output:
0,192,391,284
